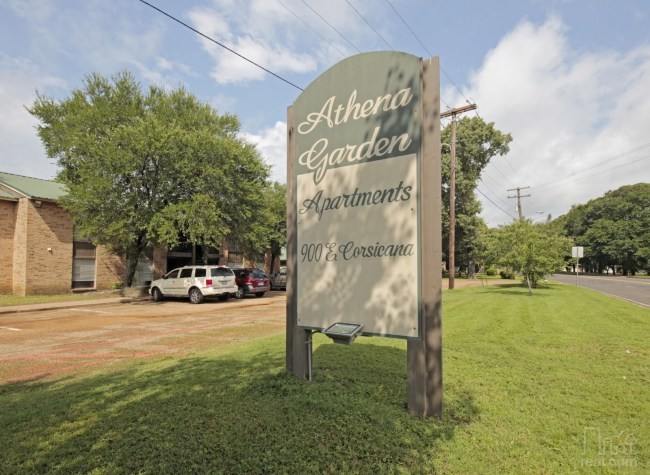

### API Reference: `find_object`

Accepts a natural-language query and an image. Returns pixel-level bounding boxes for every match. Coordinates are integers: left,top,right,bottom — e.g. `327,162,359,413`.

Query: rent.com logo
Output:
582,427,638,468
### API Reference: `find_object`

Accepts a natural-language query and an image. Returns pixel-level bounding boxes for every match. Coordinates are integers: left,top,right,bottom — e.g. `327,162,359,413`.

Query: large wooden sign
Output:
287,52,442,416
294,52,422,338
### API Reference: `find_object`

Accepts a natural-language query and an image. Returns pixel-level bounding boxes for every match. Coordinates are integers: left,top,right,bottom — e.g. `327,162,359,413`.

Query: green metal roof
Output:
0,172,67,201
0,187,19,200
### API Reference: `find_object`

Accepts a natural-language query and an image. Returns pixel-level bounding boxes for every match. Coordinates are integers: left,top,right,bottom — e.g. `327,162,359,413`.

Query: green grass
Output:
1,284,648,473
0,291,120,307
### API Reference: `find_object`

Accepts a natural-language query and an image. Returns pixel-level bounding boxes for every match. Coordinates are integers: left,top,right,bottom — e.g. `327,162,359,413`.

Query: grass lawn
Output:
1,284,647,473
0,291,120,307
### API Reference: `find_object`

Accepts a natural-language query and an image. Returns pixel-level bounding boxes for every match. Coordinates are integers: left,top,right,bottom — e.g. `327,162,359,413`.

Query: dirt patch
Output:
0,296,286,383
0,281,513,383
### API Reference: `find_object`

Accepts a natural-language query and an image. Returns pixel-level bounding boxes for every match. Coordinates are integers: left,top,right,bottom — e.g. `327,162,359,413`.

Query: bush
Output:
499,270,514,279
486,266,497,276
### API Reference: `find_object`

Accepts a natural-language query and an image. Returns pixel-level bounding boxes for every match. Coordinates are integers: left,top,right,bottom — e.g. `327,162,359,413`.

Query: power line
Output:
382,0,456,110
535,154,650,192
487,161,518,189
480,169,510,192
383,0,473,109
476,187,517,220
277,0,346,58
383,0,470,104
479,177,514,210
344,0,393,50
137,0,304,91
300,0,361,53
501,157,527,187
533,142,650,192
384,0,430,55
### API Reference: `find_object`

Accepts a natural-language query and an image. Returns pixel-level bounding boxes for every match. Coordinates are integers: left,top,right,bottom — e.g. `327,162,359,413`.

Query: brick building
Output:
0,172,272,296
0,172,126,295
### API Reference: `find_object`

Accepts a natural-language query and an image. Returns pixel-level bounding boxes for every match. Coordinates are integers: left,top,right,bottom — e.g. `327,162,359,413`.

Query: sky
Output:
1,0,649,227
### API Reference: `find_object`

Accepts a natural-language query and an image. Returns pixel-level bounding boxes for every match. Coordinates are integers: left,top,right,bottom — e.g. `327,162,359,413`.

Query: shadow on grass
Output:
1,340,477,474
473,283,565,298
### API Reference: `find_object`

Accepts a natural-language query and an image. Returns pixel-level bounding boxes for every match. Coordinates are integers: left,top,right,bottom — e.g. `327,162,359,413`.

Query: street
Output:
552,273,650,308
0,293,287,383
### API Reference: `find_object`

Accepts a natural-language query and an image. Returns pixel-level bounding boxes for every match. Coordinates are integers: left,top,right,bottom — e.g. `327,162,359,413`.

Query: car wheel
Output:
218,294,229,302
189,287,204,304
255,292,265,298
151,287,163,302
235,287,245,299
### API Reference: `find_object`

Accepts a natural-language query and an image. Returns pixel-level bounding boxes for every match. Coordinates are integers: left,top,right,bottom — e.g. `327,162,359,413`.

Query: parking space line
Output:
68,308,112,314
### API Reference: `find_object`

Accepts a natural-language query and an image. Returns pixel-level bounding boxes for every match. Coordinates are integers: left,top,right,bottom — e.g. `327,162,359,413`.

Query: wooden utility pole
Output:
508,186,531,221
440,103,476,289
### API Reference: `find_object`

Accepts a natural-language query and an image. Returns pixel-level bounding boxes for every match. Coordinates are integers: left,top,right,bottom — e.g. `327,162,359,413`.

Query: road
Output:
552,273,650,308
0,293,287,383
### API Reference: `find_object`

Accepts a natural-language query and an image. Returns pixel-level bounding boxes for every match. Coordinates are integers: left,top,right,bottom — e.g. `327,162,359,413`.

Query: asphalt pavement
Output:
552,273,650,308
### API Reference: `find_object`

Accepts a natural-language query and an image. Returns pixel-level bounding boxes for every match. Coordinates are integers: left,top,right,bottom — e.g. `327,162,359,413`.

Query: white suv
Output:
150,265,238,304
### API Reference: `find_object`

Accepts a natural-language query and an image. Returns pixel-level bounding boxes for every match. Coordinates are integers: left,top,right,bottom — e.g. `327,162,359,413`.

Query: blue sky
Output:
1,0,649,226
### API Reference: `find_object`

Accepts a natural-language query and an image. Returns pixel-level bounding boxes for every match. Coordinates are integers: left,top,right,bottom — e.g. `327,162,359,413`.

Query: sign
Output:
290,52,431,339
572,246,584,258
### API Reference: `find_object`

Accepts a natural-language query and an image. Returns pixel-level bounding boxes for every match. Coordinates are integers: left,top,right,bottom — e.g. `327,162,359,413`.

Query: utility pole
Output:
441,103,477,289
508,186,531,221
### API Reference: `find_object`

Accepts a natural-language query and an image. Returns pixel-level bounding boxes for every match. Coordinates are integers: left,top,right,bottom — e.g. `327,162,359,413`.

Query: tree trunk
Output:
124,250,140,287
525,273,533,295
467,259,476,279
124,234,146,287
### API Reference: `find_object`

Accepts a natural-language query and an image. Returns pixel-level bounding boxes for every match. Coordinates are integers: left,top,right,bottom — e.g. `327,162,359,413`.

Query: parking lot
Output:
0,292,286,383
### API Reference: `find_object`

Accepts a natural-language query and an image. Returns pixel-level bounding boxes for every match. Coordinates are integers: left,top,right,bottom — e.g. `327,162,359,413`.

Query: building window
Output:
72,241,96,289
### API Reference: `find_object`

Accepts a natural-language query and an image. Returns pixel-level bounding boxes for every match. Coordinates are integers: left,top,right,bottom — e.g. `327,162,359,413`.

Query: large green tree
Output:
29,71,271,286
557,183,650,275
488,220,571,294
441,116,512,274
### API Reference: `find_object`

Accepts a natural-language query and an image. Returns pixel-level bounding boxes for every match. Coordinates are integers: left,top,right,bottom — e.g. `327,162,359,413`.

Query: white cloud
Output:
186,0,366,85
0,55,64,179
2,0,53,22
241,121,287,183
465,16,650,225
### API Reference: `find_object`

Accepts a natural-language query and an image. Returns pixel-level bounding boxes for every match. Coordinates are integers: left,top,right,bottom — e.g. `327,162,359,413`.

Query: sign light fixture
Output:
322,323,364,345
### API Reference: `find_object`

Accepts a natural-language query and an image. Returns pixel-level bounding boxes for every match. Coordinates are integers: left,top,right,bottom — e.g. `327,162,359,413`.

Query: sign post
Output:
286,52,442,417
572,246,584,286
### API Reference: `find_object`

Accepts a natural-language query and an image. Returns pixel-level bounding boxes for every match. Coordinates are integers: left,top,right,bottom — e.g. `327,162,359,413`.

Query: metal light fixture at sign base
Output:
322,323,364,345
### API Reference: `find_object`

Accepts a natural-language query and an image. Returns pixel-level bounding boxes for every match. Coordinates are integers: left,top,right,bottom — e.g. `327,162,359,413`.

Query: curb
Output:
0,297,139,316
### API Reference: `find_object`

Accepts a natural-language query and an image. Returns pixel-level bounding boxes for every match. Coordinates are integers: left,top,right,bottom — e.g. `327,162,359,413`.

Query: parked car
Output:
271,266,287,290
232,268,270,298
150,265,238,304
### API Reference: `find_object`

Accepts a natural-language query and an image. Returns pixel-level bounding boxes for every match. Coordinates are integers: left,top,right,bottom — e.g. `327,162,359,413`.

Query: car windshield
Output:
165,269,180,279
251,269,266,279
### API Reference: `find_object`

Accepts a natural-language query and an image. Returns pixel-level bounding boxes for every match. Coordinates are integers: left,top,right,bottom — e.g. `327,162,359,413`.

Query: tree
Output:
29,71,271,286
489,220,571,295
441,117,512,274
557,183,650,275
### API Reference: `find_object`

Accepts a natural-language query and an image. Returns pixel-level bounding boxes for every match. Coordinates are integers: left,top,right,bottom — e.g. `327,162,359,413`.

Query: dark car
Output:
232,268,270,298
